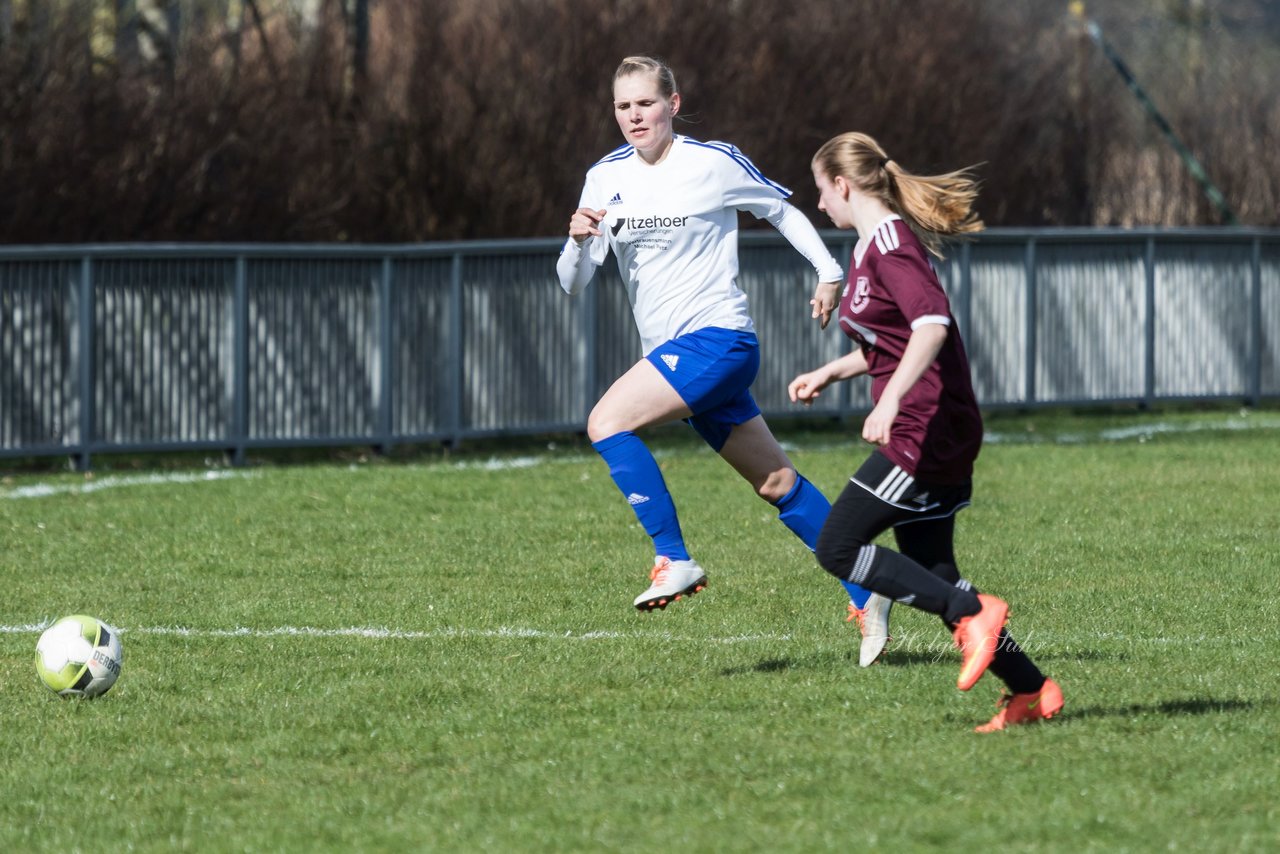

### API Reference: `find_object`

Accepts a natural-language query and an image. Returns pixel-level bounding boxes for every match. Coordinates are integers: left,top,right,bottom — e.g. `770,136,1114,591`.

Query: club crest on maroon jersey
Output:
850,276,871,313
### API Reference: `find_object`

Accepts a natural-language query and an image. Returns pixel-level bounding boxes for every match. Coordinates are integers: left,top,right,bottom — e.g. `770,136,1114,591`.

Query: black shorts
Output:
817,450,972,582
850,450,972,526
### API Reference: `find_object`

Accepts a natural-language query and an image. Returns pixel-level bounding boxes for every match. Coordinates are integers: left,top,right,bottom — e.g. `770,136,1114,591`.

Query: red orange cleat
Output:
974,678,1064,732
952,593,1009,691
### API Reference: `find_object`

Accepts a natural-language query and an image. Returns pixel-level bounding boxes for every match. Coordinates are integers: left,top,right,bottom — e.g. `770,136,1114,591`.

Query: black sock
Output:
855,545,981,624
941,609,1046,695
895,517,1047,694
987,629,1046,695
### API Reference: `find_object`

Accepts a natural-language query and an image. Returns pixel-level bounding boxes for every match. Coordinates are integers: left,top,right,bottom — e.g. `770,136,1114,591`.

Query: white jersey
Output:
557,135,841,355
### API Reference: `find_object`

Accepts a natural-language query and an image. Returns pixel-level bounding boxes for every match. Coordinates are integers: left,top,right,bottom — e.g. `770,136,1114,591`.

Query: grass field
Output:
2,408,1278,852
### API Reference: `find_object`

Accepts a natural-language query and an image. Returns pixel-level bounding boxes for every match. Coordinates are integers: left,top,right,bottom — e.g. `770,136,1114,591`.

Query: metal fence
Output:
2,228,1277,468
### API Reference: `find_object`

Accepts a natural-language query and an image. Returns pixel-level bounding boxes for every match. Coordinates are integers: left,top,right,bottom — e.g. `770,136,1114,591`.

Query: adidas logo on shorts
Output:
661,354,679,371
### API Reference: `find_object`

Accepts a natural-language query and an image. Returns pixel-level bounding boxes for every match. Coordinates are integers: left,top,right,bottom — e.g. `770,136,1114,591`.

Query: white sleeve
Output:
766,202,844,283
556,237,602,295
555,174,610,295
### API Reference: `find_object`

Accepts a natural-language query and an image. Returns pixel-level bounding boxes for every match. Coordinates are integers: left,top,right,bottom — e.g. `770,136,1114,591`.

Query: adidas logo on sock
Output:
626,493,650,505
660,354,679,371
608,192,623,205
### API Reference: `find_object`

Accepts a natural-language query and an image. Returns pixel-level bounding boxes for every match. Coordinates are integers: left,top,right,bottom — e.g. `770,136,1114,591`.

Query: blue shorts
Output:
646,327,761,452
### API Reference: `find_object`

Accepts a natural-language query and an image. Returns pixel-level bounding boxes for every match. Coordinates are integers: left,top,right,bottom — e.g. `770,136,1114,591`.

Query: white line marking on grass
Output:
1097,416,1280,441
3,470,253,500
0,623,793,645
1,623,52,633
985,414,1280,445
449,456,563,471
5,623,1273,654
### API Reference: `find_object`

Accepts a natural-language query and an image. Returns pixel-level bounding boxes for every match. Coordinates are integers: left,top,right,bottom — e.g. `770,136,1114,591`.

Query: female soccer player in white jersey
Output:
788,131,1063,731
556,56,886,641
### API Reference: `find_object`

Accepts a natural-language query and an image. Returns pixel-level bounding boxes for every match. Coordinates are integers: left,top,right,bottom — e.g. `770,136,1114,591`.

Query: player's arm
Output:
714,144,841,325
556,206,607,295
861,322,947,446
765,202,843,328
788,349,870,405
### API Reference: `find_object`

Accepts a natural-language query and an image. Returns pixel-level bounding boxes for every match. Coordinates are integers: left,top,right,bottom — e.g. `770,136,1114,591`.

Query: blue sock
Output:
592,431,689,561
775,474,871,608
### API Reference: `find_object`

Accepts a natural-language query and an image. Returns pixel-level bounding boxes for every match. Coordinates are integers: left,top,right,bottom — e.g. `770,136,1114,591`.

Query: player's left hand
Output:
812,281,839,329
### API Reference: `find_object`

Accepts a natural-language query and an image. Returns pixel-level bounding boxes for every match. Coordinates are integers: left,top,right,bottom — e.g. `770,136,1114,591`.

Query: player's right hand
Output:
788,370,829,405
811,281,839,329
569,208,607,244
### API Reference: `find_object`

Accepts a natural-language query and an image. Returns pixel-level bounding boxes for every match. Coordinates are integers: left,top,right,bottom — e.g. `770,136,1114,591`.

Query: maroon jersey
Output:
837,215,983,483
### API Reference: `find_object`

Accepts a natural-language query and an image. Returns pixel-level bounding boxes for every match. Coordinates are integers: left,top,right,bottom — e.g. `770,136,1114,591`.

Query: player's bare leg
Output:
717,415,797,503
587,359,691,440
720,417,883,650
588,360,705,610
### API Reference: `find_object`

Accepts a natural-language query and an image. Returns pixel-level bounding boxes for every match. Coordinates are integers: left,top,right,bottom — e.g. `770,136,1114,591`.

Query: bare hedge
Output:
0,0,1274,243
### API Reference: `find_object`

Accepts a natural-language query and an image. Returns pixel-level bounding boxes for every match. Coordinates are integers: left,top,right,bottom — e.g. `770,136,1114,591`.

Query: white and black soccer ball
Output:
35,615,124,698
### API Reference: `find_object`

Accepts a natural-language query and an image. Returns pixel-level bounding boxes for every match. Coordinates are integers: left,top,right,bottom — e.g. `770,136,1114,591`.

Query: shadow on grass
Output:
719,658,795,676
719,645,1172,678
1066,697,1265,721
878,647,1117,667
717,651,1267,727
718,649,954,675
718,651,1113,675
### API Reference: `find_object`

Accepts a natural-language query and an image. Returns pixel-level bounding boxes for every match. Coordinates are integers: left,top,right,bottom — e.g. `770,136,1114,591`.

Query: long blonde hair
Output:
812,132,983,258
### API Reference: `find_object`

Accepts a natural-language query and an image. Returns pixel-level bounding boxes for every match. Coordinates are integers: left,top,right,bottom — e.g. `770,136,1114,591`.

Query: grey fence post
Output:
1249,237,1262,405
76,256,94,471
1143,236,1157,408
1024,237,1037,405
378,256,395,453
232,254,248,466
449,251,465,446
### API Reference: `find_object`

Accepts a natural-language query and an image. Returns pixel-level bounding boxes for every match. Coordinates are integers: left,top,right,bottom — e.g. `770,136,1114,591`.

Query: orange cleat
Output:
952,593,1009,691
974,678,1064,732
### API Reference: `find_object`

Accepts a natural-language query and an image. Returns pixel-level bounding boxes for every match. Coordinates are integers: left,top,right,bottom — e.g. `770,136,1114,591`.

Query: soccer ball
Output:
35,615,124,698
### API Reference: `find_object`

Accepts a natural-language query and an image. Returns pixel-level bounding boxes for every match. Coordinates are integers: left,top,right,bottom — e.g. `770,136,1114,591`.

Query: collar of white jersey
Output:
854,214,903,268
626,134,689,165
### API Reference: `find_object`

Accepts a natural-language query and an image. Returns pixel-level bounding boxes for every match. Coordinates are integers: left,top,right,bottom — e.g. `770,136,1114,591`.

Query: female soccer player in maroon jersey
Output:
788,131,1063,731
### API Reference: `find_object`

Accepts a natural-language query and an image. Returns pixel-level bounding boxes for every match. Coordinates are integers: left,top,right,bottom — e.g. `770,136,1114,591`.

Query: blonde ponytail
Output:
812,132,983,259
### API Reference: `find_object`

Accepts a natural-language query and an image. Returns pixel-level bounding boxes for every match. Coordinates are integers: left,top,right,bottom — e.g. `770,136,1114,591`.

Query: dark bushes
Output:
0,0,1274,243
